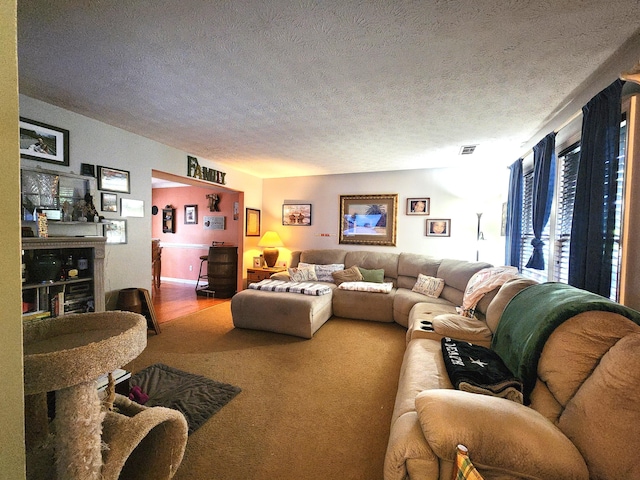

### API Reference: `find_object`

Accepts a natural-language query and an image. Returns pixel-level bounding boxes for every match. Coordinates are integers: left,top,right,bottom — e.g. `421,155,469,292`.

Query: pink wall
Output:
152,186,240,282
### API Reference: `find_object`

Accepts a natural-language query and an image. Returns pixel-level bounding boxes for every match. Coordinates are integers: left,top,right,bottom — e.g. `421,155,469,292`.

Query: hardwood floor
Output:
151,281,229,324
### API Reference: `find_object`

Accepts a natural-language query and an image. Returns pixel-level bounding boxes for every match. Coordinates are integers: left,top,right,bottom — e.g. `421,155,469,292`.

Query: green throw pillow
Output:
358,267,385,283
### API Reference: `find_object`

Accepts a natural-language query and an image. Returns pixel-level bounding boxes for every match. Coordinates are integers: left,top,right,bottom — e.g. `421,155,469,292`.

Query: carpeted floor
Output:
124,301,407,480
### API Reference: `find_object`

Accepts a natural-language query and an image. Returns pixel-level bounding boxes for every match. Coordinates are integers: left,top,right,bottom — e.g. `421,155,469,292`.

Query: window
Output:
520,166,550,283
610,115,627,300
519,115,627,302
553,144,580,284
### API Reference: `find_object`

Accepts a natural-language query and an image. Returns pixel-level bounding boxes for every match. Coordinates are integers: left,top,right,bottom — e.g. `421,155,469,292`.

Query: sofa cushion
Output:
436,259,492,306
396,253,441,290
332,287,396,322
412,274,445,298
299,262,344,282
344,251,399,281
485,278,538,333
358,267,385,283
295,249,348,266
393,289,455,328
331,265,363,285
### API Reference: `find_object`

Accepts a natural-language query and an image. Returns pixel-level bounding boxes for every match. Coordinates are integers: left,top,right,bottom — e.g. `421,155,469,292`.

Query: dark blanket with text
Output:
441,337,523,403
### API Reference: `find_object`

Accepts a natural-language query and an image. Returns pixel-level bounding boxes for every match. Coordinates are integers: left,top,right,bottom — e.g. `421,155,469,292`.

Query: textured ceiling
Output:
16,0,640,179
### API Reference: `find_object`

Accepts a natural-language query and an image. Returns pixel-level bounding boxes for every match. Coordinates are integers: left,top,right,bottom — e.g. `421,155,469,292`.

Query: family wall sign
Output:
187,155,226,185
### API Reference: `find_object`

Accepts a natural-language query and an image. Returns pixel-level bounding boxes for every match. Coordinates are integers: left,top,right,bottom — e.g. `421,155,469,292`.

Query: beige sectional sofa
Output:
231,249,640,479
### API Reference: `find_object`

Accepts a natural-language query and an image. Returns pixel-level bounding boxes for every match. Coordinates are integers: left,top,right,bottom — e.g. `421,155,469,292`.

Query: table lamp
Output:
258,231,284,267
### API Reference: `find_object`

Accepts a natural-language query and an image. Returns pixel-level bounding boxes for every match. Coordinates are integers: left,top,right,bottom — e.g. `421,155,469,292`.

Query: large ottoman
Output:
231,288,334,339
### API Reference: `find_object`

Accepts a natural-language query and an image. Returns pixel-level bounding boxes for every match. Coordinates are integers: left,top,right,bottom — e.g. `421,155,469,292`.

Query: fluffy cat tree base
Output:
23,311,188,480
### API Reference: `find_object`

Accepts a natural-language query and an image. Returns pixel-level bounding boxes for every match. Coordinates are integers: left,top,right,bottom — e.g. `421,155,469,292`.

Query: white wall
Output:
19,95,262,307
262,166,509,267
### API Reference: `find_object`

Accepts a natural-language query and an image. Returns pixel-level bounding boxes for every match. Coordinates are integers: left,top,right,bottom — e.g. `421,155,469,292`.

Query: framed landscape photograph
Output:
406,197,430,215
19,117,70,166
426,219,451,237
121,198,144,217
246,208,261,236
97,165,130,193
104,219,127,244
339,194,397,246
184,204,198,224
282,204,311,225
101,192,117,212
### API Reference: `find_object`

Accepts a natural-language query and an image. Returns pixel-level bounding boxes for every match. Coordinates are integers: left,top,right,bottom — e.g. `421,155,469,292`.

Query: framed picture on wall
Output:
339,194,397,246
246,208,261,236
282,204,311,225
19,117,70,166
184,204,198,224
121,198,144,217
104,219,127,244
426,219,451,237
97,166,131,193
406,197,430,215
101,192,117,212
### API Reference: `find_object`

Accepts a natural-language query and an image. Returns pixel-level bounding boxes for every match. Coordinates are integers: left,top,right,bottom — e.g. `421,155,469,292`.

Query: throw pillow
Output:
270,271,291,281
358,267,385,283
412,274,445,298
331,265,363,285
287,265,317,282
298,262,345,282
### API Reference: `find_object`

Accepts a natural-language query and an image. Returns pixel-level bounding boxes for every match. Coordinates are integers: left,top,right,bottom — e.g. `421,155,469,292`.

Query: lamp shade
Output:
257,231,284,247
258,231,284,267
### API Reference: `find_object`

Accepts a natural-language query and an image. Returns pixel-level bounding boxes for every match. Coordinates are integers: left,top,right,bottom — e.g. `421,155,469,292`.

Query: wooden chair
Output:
152,239,162,288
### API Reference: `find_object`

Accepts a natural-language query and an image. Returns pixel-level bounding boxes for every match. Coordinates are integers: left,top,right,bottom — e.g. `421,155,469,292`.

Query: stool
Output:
195,255,215,297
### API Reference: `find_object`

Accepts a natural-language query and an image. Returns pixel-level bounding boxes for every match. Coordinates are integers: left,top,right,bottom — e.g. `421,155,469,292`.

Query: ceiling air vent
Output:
459,145,477,155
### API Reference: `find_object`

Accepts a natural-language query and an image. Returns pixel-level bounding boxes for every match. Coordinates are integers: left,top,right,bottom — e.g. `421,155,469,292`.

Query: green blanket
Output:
491,282,640,404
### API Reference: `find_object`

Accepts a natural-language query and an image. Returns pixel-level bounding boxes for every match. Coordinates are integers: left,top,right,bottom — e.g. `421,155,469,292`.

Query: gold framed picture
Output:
339,194,397,246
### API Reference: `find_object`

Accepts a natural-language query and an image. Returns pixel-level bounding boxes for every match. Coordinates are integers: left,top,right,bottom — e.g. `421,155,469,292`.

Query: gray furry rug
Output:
129,363,241,434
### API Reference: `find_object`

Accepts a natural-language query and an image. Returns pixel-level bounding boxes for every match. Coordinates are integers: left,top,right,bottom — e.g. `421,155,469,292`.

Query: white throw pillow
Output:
288,265,317,282
298,262,345,282
412,274,445,298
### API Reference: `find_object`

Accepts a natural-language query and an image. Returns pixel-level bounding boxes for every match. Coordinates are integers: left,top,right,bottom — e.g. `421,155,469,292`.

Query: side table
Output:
247,266,286,285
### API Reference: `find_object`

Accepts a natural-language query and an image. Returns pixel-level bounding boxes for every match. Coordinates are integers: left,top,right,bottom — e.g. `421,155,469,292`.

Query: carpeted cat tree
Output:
23,311,188,480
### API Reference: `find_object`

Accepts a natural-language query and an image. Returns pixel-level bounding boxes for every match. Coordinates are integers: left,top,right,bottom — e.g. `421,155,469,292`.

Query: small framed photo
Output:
407,198,430,215
97,165,131,193
81,163,95,176
253,256,263,268
121,198,144,217
282,204,312,225
104,219,127,244
426,219,451,237
101,192,117,212
19,117,70,166
184,204,198,224
246,208,261,237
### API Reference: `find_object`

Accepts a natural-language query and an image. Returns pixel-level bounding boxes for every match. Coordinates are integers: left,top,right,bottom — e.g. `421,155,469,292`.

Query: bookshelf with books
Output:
21,236,106,320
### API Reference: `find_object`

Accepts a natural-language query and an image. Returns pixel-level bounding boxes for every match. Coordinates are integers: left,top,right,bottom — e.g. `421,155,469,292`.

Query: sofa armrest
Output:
408,313,492,347
415,389,589,480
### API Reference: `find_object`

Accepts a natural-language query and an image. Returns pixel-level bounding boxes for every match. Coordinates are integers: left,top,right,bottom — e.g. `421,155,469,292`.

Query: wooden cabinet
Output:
21,236,106,320
247,266,286,285
206,246,238,298
162,207,175,233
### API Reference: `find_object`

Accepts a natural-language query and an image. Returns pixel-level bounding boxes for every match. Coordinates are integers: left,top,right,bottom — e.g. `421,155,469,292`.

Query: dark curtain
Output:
568,79,623,296
505,158,523,268
525,133,556,270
